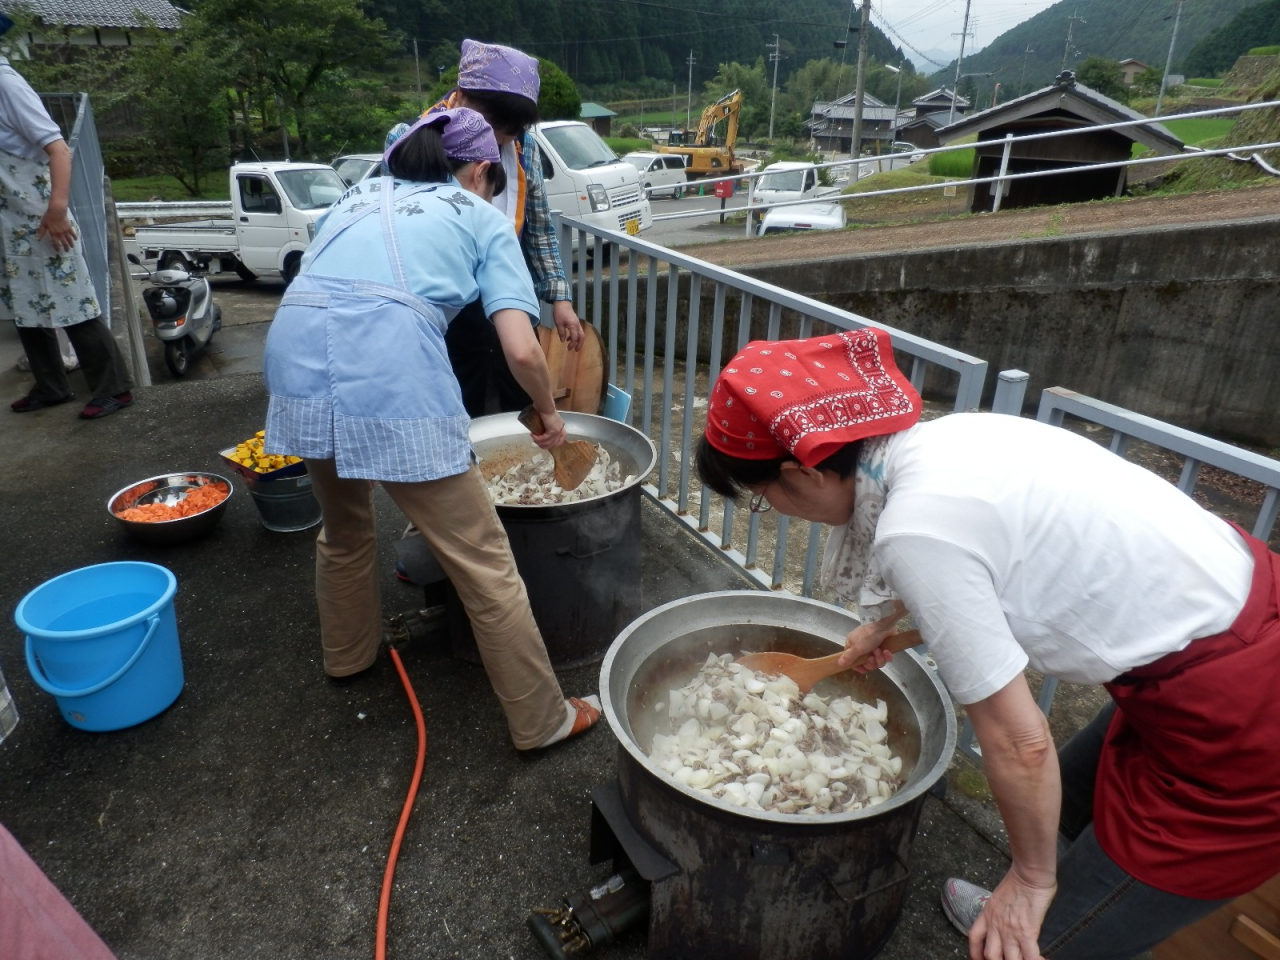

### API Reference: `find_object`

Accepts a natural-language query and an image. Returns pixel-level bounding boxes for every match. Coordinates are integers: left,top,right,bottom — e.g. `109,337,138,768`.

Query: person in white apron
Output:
0,38,133,419
263,109,600,750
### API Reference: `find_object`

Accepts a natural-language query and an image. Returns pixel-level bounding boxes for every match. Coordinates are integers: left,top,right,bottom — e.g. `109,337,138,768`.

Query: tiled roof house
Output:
0,0,185,46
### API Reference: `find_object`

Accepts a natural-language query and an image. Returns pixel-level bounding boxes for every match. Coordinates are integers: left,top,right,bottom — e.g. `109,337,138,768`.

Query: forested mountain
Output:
1183,0,1280,77
348,0,907,94
931,0,1261,104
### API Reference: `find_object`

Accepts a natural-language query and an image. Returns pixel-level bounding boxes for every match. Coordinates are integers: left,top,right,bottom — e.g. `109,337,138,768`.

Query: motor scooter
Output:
128,253,222,377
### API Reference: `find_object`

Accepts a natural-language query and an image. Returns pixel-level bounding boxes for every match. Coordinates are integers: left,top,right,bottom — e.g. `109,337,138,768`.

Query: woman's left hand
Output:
837,600,908,671
552,300,584,352
968,867,1056,960
38,207,77,252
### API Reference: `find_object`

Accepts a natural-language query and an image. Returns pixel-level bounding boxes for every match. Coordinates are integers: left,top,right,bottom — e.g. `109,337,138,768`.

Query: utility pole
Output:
275,93,289,161
948,0,974,125
767,34,782,141
885,62,905,143
412,39,422,112
1020,45,1035,94
1062,9,1085,72
1155,0,1185,117
850,0,871,159
686,50,696,134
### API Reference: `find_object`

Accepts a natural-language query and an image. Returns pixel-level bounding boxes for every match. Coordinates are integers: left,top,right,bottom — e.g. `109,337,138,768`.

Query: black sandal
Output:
79,392,134,420
11,394,74,413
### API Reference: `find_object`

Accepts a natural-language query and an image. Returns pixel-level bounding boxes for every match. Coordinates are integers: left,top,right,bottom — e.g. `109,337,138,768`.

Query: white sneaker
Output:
940,877,991,935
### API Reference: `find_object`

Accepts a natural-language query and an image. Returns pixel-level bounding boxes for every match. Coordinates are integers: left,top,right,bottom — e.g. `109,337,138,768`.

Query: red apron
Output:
1095,524,1280,899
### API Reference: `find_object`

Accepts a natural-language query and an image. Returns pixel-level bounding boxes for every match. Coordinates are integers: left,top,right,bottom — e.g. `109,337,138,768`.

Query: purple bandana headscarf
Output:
457,38,540,103
383,107,500,166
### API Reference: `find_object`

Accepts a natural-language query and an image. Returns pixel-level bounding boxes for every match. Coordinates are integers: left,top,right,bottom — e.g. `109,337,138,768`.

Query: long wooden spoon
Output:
737,629,923,694
517,405,598,491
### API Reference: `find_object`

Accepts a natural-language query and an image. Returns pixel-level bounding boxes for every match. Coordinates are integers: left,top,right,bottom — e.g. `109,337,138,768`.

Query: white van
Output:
750,161,821,224
532,121,652,239
330,122,651,244
757,202,846,236
622,151,688,199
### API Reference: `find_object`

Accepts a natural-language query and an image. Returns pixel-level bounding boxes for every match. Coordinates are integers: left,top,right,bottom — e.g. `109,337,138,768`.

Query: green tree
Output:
538,58,581,121
1075,56,1129,102
782,58,857,119
194,0,400,156
126,32,232,195
705,58,769,140
1131,66,1165,98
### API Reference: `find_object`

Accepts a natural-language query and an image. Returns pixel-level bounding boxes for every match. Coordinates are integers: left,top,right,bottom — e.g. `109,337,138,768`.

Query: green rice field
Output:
928,148,974,177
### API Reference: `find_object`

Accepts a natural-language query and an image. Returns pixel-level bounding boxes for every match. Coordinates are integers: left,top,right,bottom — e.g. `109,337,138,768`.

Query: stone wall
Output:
621,218,1280,446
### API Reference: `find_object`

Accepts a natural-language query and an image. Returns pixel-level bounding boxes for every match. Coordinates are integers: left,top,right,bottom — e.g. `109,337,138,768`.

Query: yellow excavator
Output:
658,89,744,178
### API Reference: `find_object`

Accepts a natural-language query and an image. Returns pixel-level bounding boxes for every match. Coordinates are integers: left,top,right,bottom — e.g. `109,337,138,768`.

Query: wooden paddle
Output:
737,629,923,694
517,405,598,491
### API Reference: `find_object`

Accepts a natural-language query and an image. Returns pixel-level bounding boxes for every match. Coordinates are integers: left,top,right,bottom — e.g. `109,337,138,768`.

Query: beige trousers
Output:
306,458,566,749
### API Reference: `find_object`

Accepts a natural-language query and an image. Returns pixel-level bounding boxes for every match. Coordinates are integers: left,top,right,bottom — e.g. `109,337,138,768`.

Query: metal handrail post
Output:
992,369,1030,416
992,133,1014,213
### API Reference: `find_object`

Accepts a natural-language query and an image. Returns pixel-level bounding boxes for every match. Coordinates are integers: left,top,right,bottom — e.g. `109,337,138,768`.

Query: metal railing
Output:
548,213,1280,762
40,93,110,322
554,212,988,599
117,200,233,221
648,99,1280,236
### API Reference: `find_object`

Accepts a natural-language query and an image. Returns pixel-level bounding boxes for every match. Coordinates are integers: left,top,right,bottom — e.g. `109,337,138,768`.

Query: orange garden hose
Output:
377,647,427,960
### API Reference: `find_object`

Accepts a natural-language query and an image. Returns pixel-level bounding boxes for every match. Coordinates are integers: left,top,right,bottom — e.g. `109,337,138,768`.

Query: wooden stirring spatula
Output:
737,629,923,694
517,405,598,491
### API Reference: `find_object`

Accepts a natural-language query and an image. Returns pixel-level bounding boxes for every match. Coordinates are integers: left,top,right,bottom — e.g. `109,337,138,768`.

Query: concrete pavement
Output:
0,291,1016,959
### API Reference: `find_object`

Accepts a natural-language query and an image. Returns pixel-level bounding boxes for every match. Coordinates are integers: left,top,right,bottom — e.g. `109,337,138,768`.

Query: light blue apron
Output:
264,178,473,482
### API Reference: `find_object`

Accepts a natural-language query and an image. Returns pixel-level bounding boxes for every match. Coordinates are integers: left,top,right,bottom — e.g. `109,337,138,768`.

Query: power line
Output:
870,3,950,70
564,0,844,30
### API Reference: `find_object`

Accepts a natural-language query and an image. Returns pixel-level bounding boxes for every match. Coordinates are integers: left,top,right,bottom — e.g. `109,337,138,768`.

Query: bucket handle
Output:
25,614,161,699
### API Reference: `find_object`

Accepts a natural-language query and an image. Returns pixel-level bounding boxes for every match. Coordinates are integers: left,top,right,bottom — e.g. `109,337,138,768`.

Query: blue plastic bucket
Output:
14,562,183,732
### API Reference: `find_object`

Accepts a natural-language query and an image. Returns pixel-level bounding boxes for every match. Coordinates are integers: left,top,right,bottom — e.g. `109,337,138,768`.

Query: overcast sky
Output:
874,0,1062,58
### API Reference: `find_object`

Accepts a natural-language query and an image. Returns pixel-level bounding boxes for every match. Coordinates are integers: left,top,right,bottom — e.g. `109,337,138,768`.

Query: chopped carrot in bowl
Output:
115,482,229,522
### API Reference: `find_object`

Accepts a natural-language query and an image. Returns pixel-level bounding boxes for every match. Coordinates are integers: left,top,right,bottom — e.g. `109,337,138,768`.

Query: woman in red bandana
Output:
697,327,1280,960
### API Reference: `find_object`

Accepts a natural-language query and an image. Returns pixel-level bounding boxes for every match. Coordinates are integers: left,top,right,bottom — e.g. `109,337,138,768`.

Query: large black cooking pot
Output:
446,411,658,670
598,591,957,959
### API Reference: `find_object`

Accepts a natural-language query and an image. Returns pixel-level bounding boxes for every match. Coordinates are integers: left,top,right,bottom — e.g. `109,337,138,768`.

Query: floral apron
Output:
0,146,100,328
1095,523,1280,898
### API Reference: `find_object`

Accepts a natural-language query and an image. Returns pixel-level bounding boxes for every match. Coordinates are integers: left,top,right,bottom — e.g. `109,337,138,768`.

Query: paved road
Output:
642,155,917,248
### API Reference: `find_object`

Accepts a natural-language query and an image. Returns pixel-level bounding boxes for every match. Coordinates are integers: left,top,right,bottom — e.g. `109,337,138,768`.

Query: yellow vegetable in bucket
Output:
225,431,303,474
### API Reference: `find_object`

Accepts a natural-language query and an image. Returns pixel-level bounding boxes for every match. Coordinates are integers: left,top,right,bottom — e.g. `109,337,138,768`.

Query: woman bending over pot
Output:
696,326,1280,960
263,109,599,750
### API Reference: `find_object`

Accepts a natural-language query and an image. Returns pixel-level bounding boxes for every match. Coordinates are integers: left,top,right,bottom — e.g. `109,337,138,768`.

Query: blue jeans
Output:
1039,702,1231,959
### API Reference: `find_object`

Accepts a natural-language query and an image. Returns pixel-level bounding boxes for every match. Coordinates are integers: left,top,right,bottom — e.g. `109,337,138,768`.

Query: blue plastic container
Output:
14,562,183,732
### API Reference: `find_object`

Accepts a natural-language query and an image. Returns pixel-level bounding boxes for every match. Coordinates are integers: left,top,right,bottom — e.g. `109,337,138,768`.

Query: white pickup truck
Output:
132,162,347,283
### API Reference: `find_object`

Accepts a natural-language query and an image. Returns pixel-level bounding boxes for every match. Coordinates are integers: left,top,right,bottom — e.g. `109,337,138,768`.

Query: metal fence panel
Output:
41,93,110,322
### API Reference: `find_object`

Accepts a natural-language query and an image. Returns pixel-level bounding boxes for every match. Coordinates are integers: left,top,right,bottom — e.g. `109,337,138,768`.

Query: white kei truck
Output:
132,162,348,283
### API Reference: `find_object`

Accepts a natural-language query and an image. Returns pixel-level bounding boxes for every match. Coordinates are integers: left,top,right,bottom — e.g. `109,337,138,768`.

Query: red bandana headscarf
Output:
706,328,922,467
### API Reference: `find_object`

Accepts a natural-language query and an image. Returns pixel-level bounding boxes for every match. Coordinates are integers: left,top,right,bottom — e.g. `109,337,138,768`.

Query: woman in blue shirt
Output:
263,109,600,749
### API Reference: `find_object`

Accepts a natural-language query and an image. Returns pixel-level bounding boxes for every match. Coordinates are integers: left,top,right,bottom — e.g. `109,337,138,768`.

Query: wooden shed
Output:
936,71,1184,213
579,102,617,137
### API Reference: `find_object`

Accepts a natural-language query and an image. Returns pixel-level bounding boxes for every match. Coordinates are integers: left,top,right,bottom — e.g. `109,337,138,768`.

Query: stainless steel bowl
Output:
600,590,957,826
469,411,657,511
108,472,234,545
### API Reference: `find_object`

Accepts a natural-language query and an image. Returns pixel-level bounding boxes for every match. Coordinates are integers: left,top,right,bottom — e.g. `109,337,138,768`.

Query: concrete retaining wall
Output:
698,219,1280,446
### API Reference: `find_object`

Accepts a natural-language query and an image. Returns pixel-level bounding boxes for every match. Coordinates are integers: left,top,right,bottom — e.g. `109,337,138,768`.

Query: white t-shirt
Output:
873,413,1254,703
0,58,62,164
